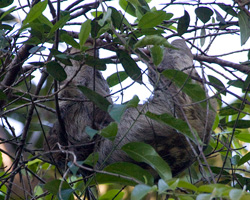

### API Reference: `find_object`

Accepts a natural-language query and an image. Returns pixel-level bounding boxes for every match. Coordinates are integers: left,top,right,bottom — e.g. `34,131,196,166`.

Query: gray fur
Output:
44,39,217,176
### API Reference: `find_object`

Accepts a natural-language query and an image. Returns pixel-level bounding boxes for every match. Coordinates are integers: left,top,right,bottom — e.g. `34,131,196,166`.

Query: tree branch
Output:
194,54,250,74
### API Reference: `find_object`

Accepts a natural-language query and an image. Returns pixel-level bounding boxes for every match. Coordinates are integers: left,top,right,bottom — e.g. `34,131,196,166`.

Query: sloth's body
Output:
44,39,217,176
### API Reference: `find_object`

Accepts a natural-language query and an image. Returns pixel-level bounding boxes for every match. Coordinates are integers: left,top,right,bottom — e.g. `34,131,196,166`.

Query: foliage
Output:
0,0,250,199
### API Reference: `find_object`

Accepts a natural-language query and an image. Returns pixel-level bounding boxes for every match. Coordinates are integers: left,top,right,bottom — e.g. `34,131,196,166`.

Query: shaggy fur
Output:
44,39,217,176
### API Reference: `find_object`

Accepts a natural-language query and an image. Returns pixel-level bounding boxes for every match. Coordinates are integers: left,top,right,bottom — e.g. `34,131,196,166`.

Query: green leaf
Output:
95,162,154,186
29,46,46,54
43,180,72,197
67,161,84,176
131,184,156,200
60,32,80,49
0,6,16,21
177,10,190,36
226,120,250,129
219,103,244,116
99,122,118,141
138,10,167,28
107,71,128,87
119,0,136,17
195,7,213,24
228,79,244,89
150,45,163,66
109,95,139,122
200,28,206,47
235,133,250,142
46,61,67,81
48,12,71,37
146,111,201,144
238,152,250,166
0,90,7,100
208,75,226,95
85,56,113,70
108,104,127,123
0,0,13,8
122,142,172,182
0,152,2,168
110,7,123,30
214,9,226,24
22,0,48,26
229,189,245,200
243,73,250,91
162,69,207,107
218,3,237,17
167,179,198,192
158,179,169,194
98,189,124,200
134,35,175,49
83,152,99,167
238,11,250,45
78,86,111,111
99,7,112,26
50,49,72,66
85,126,98,139
117,50,142,83
79,19,91,49
133,28,165,37
231,155,240,166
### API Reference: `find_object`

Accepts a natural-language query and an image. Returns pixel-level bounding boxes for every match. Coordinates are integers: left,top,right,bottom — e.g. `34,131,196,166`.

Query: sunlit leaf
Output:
158,179,169,194
79,19,91,49
238,152,250,166
131,184,156,200
61,32,80,49
167,179,198,192
150,45,164,66
138,10,167,28
22,0,48,25
98,189,124,200
235,133,250,142
99,7,112,26
0,6,16,21
134,35,176,49
48,12,70,37
119,0,136,17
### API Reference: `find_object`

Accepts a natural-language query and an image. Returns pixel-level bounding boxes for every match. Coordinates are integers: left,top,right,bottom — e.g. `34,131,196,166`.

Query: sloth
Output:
44,39,217,177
